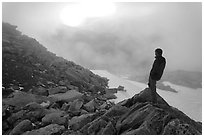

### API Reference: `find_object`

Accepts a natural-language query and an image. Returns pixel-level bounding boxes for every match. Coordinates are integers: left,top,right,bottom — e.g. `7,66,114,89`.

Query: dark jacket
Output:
150,55,166,81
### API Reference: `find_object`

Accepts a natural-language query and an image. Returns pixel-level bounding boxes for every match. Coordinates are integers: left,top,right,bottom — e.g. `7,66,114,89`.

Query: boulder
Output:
84,99,98,112
23,109,47,122
80,109,89,115
122,121,152,135
2,91,53,109
7,103,47,124
69,81,85,92
99,102,108,110
49,102,61,109
105,88,118,94
79,111,107,134
49,90,83,103
116,103,157,134
42,111,67,126
96,95,108,102
32,86,48,96
103,93,117,100
68,99,83,111
46,81,55,86
2,105,12,121
118,88,170,108
88,85,104,93
67,84,79,91
32,121,44,129
68,99,83,114
2,121,10,132
48,86,67,95
9,119,33,135
103,105,129,118
78,104,128,134
23,124,65,135
69,113,95,130
11,85,20,90
7,110,27,125
40,100,50,108
87,118,108,134
23,102,44,111
2,88,14,98
162,119,201,135
100,121,116,135
61,103,70,111
58,80,66,86
36,81,46,87
82,94,95,103
117,85,125,91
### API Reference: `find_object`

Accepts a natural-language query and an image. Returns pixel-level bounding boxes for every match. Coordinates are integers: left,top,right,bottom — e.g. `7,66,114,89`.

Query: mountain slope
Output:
2,22,108,95
2,22,202,135
115,88,201,135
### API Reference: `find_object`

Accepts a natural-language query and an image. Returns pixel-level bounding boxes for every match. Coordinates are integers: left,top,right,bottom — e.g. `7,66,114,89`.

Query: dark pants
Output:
148,76,157,103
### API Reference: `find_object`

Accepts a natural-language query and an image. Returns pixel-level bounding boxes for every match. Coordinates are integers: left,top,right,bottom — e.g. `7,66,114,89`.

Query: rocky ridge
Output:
2,22,109,95
2,22,202,135
3,88,202,135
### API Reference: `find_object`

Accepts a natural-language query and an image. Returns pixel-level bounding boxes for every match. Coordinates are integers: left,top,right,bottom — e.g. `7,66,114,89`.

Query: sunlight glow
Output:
60,2,116,27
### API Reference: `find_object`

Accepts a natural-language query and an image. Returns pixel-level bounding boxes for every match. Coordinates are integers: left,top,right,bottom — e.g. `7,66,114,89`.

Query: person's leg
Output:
148,76,157,103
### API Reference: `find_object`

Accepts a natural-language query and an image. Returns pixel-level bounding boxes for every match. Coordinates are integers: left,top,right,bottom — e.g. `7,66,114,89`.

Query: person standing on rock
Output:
148,48,166,104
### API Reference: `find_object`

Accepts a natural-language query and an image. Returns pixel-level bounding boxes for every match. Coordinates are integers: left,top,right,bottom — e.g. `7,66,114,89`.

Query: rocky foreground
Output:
2,22,202,135
3,88,202,135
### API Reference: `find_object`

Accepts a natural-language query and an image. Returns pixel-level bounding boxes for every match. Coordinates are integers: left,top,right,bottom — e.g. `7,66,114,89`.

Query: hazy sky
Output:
3,2,202,76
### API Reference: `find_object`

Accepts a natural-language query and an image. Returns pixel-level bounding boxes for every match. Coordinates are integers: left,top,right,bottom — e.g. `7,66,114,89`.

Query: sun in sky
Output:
59,2,116,27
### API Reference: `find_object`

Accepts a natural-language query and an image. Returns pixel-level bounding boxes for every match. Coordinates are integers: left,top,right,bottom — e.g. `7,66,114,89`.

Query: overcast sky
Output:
3,2,202,76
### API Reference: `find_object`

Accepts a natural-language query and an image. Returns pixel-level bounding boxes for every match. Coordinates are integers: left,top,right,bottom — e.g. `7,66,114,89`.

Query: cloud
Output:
43,24,155,75
3,2,202,75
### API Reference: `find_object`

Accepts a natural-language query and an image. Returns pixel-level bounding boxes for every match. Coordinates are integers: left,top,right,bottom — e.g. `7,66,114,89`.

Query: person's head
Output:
155,48,163,57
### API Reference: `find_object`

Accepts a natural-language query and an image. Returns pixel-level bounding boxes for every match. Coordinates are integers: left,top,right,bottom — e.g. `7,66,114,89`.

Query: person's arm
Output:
151,59,159,74
158,58,166,76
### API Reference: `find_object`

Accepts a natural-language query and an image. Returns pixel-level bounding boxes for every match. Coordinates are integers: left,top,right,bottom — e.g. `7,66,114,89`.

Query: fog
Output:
3,2,202,76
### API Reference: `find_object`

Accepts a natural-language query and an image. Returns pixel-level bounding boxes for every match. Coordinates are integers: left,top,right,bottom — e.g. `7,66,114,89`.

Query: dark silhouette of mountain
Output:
2,22,202,135
162,70,202,89
2,22,108,95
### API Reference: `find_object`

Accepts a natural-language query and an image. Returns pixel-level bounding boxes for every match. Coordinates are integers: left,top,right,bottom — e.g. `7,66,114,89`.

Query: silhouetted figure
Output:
148,48,166,103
